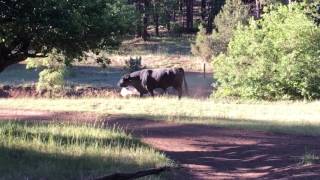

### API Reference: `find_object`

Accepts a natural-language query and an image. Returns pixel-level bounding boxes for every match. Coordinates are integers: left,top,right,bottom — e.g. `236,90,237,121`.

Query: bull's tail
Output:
179,68,189,96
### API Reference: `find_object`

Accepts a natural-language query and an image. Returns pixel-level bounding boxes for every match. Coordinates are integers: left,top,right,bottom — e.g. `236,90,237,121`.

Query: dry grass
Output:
1,97,320,135
109,54,205,72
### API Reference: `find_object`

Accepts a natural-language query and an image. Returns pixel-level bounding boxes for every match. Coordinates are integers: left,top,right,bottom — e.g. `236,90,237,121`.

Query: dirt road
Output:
1,109,320,179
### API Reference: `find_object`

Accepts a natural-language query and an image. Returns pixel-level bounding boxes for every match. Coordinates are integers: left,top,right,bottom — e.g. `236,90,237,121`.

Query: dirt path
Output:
1,109,320,179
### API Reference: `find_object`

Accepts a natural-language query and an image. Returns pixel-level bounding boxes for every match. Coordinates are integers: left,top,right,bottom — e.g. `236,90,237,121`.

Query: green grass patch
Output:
0,121,171,180
1,97,320,136
301,151,320,165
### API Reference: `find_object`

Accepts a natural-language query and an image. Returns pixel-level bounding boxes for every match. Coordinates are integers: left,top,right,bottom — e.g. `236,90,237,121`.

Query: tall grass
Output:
301,152,320,165
0,121,171,180
1,97,320,135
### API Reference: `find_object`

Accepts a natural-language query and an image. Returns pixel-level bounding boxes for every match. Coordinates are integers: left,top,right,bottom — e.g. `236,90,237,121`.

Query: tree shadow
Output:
106,114,320,137
0,120,171,180
104,115,320,179
0,144,164,180
1,111,320,179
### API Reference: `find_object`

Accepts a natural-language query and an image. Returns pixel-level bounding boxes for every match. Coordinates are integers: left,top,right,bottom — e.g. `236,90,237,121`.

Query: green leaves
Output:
0,0,136,66
213,3,320,100
192,0,250,61
26,49,67,91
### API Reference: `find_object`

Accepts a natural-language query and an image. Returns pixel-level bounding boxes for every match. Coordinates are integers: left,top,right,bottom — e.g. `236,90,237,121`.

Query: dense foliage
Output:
26,49,66,91
192,0,249,61
213,3,320,100
0,0,135,71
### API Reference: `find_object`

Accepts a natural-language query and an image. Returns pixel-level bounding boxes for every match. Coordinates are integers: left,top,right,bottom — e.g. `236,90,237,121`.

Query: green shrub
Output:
26,49,68,91
191,24,213,62
191,0,249,61
213,3,320,100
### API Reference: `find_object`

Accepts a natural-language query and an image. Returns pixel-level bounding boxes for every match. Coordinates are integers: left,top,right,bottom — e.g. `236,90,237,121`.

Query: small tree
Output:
26,49,67,91
191,25,213,77
213,3,320,100
192,0,249,58
191,25,213,61
192,0,249,77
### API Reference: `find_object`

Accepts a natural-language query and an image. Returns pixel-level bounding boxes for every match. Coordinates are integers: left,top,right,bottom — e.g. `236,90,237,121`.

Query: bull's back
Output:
150,68,184,88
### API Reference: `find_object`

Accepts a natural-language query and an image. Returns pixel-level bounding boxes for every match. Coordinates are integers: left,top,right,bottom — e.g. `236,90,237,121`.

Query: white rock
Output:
120,87,177,97
120,86,140,97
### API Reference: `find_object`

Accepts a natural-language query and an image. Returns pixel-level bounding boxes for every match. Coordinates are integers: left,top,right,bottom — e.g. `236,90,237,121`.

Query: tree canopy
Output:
0,0,135,72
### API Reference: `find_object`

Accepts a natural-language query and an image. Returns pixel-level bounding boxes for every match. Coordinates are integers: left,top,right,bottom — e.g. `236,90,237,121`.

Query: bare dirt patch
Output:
1,109,319,179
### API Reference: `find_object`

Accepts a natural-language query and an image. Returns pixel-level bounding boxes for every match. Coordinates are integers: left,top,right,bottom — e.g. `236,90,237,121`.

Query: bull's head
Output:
117,74,132,87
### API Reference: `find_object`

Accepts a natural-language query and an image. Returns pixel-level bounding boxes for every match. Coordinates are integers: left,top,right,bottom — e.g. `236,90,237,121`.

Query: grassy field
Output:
1,97,320,136
0,121,171,180
0,35,208,87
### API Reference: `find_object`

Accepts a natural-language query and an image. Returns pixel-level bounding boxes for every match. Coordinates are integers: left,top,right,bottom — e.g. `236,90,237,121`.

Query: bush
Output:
191,24,213,62
27,49,68,91
124,57,145,72
213,3,320,100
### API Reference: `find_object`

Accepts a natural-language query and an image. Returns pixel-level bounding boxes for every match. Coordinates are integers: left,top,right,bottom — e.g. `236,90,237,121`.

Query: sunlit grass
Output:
1,97,320,135
301,151,320,165
0,121,171,180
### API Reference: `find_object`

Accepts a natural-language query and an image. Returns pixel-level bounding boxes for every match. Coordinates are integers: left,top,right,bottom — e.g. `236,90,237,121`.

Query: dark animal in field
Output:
118,68,188,99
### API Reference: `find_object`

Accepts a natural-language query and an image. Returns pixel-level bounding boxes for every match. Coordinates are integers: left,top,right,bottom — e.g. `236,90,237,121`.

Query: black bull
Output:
118,68,189,99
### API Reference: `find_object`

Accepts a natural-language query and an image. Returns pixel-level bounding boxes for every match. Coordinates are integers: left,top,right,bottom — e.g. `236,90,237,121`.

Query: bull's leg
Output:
176,87,182,99
149,90,154,97
140,92,144,97
147,87,154,97
161,88,167,95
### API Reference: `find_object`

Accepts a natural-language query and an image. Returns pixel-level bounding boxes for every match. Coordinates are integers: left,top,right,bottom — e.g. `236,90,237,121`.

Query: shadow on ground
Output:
1,109,319,179
0,120,166,180
105,117,320,179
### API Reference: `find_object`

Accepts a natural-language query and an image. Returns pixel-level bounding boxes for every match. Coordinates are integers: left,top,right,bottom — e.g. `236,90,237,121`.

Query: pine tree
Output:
211,0,249,56
192,0,250,62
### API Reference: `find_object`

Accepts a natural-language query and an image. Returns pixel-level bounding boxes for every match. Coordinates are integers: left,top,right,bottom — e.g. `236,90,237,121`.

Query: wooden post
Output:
203,62,206,79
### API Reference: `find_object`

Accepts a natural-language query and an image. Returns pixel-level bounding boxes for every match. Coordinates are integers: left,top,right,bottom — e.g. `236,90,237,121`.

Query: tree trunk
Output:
206,0,224,33
0,38,46,72
165,8,172,32
0,45,24,72
179,0,185,29
186,0,194,32
154,14,159,36
207,0,214,33
201,0,206,23
255,0,260,19
142,0,150,41
135,1,143,38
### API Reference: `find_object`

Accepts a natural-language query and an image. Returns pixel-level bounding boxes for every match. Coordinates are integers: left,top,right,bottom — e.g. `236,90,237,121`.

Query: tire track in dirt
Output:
0,109,320,179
